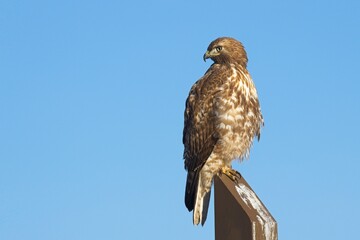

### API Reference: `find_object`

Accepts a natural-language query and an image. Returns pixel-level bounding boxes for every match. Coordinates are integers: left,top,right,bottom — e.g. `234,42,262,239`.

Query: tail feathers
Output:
193,175,211,225
185,170,211,225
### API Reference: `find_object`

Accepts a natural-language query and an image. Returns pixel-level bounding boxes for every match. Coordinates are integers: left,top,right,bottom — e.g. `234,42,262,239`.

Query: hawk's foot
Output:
220,166,241,183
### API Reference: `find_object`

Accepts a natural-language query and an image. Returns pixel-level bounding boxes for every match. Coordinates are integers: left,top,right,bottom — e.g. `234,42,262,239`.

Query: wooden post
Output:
214,174,277,240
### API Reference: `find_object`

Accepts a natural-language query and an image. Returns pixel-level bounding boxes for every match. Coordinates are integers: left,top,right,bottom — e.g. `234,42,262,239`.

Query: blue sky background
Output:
1,0,359,239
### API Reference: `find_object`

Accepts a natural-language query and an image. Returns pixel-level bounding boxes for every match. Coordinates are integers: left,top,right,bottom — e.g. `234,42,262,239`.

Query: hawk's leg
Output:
220,166,242,183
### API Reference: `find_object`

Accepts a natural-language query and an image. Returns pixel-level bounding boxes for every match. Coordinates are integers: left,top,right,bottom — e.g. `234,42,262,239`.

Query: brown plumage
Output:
183,37,264,225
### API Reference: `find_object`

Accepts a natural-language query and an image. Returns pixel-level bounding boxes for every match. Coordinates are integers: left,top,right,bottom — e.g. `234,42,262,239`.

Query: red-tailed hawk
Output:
183,37,264,225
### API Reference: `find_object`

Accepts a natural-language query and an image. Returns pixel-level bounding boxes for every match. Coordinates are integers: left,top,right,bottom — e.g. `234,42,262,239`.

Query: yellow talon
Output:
220,166,242,183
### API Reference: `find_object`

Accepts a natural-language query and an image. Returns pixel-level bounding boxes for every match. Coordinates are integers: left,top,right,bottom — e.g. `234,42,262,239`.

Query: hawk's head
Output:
203,37,248,67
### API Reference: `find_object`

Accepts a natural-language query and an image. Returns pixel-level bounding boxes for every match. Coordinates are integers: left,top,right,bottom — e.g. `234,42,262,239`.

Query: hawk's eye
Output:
215,46,222,52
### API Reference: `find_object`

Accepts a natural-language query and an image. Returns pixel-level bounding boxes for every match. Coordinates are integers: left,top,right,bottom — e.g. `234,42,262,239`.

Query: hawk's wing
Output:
183,68,222,211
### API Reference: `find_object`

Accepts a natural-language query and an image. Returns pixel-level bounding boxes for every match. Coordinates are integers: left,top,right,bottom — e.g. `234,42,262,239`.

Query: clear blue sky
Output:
1,0,359,239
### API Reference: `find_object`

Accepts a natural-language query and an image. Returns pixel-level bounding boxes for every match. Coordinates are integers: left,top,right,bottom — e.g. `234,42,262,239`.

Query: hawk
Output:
183,37,264,225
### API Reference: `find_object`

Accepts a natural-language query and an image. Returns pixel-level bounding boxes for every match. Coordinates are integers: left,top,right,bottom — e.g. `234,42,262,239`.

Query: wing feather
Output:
183,65,226,211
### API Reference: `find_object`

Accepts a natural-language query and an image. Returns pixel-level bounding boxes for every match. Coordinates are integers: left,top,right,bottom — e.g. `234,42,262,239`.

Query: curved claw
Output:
220,166,242,183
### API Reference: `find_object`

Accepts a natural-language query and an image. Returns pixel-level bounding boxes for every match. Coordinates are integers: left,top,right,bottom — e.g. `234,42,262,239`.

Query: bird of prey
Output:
183,37,264,225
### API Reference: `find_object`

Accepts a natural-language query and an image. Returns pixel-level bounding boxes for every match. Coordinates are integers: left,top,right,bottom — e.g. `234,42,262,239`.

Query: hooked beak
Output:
203,51,211,62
